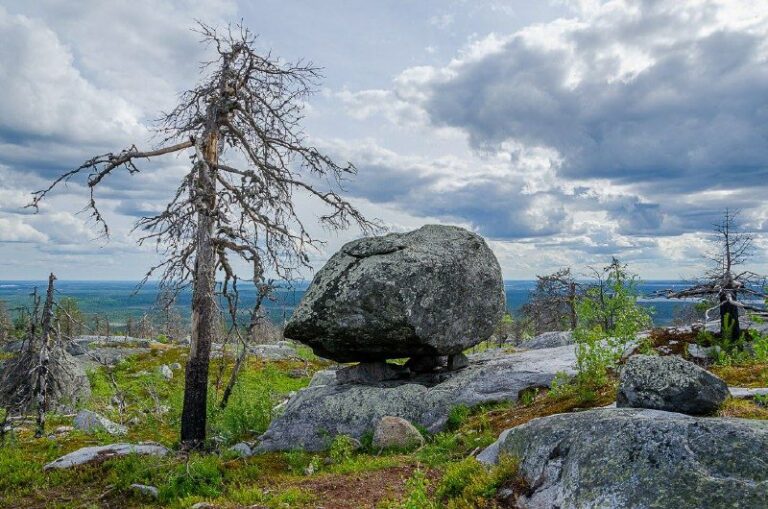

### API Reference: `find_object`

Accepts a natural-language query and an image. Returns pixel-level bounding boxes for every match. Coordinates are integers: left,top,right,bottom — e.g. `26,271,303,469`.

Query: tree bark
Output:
180,133,219,448
35,273,56,438
720,292,741,341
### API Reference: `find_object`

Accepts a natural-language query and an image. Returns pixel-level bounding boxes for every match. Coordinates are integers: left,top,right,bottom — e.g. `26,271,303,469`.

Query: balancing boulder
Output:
284,224,505,362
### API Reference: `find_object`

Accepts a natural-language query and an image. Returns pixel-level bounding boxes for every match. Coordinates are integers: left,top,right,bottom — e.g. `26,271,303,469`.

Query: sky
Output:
0,0,766,280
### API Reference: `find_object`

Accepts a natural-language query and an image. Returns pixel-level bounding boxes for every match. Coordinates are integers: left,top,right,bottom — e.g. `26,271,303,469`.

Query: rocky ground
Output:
0,326,766,508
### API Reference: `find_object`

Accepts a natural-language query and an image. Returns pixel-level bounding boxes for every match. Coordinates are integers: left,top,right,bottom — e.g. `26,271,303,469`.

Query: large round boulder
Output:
284,225,505,362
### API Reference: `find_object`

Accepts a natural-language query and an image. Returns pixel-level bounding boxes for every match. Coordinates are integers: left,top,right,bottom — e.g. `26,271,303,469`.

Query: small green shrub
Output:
159,454,224,502
436,456,521,508
574,259,651,386
381,469,437,509
447,405,471,430
329,435,358,464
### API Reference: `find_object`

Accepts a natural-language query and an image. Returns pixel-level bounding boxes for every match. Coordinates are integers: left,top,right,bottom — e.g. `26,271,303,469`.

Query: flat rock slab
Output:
257,345,576,452
730,387,768,399
480,408,768,509
44,443,169,470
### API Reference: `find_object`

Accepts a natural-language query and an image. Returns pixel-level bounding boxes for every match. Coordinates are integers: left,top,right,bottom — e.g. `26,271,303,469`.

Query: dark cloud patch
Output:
423,3,768,194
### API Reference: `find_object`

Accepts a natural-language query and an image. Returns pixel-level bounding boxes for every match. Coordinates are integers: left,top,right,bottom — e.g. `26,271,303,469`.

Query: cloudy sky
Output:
0,0,766,280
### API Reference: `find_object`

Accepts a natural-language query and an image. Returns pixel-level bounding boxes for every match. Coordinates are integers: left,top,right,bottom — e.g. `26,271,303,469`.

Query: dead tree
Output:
0,274,89,435
34,274,56,437
521,268,580,334
661,210,767,340
29,22,376,448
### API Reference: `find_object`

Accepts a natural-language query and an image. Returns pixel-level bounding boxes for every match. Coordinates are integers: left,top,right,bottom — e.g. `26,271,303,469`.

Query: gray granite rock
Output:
617,355,729,415
284,225,505,362
518,331,574,350
257,345,576,451
158,364,173,380
44,443,169,470
249,343,298,360
130,484,159,499
372,416,424,450
229,442,253,457
73,410,127,435
479,408,768,509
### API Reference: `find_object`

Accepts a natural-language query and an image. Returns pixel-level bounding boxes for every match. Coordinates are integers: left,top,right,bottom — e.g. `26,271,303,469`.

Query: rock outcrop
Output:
257,345,576,451
479,408,768,509
617,355,729,415
284,225,505,362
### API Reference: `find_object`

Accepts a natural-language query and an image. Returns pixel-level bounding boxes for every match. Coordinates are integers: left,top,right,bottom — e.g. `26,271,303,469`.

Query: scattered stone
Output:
617,355,729,415
44,443,169,470
249,343,298,360
130,484,159,499
53,425,74,434
447,353,469,371
518,331,574,350
284,225,505,362
257,345,576,451
336,362,403,384
287,368,307,378
169,362,182,371
158,364,173,380
73,410,127,435
190,502,215,509
687,343,719,361
372,416,424,450
229,442,253,457
478,408,768,509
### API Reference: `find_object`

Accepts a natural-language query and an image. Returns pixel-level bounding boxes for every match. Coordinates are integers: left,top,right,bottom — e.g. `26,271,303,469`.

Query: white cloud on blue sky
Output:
0,0,766,280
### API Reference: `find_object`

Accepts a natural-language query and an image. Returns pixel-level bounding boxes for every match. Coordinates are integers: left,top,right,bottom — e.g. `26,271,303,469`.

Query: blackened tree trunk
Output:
720,292,741,341
180,134,219,447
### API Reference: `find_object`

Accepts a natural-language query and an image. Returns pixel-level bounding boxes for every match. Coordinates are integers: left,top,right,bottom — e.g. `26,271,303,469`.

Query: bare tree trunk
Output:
180,134,219,448
34,273,56,438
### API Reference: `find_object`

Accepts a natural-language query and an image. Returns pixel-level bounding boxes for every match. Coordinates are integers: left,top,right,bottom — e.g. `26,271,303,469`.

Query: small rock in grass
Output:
229,442,253,457
169,362,182,371
158,364,173,380
130,484,159,499
372,416,424,450
73,410,127,435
